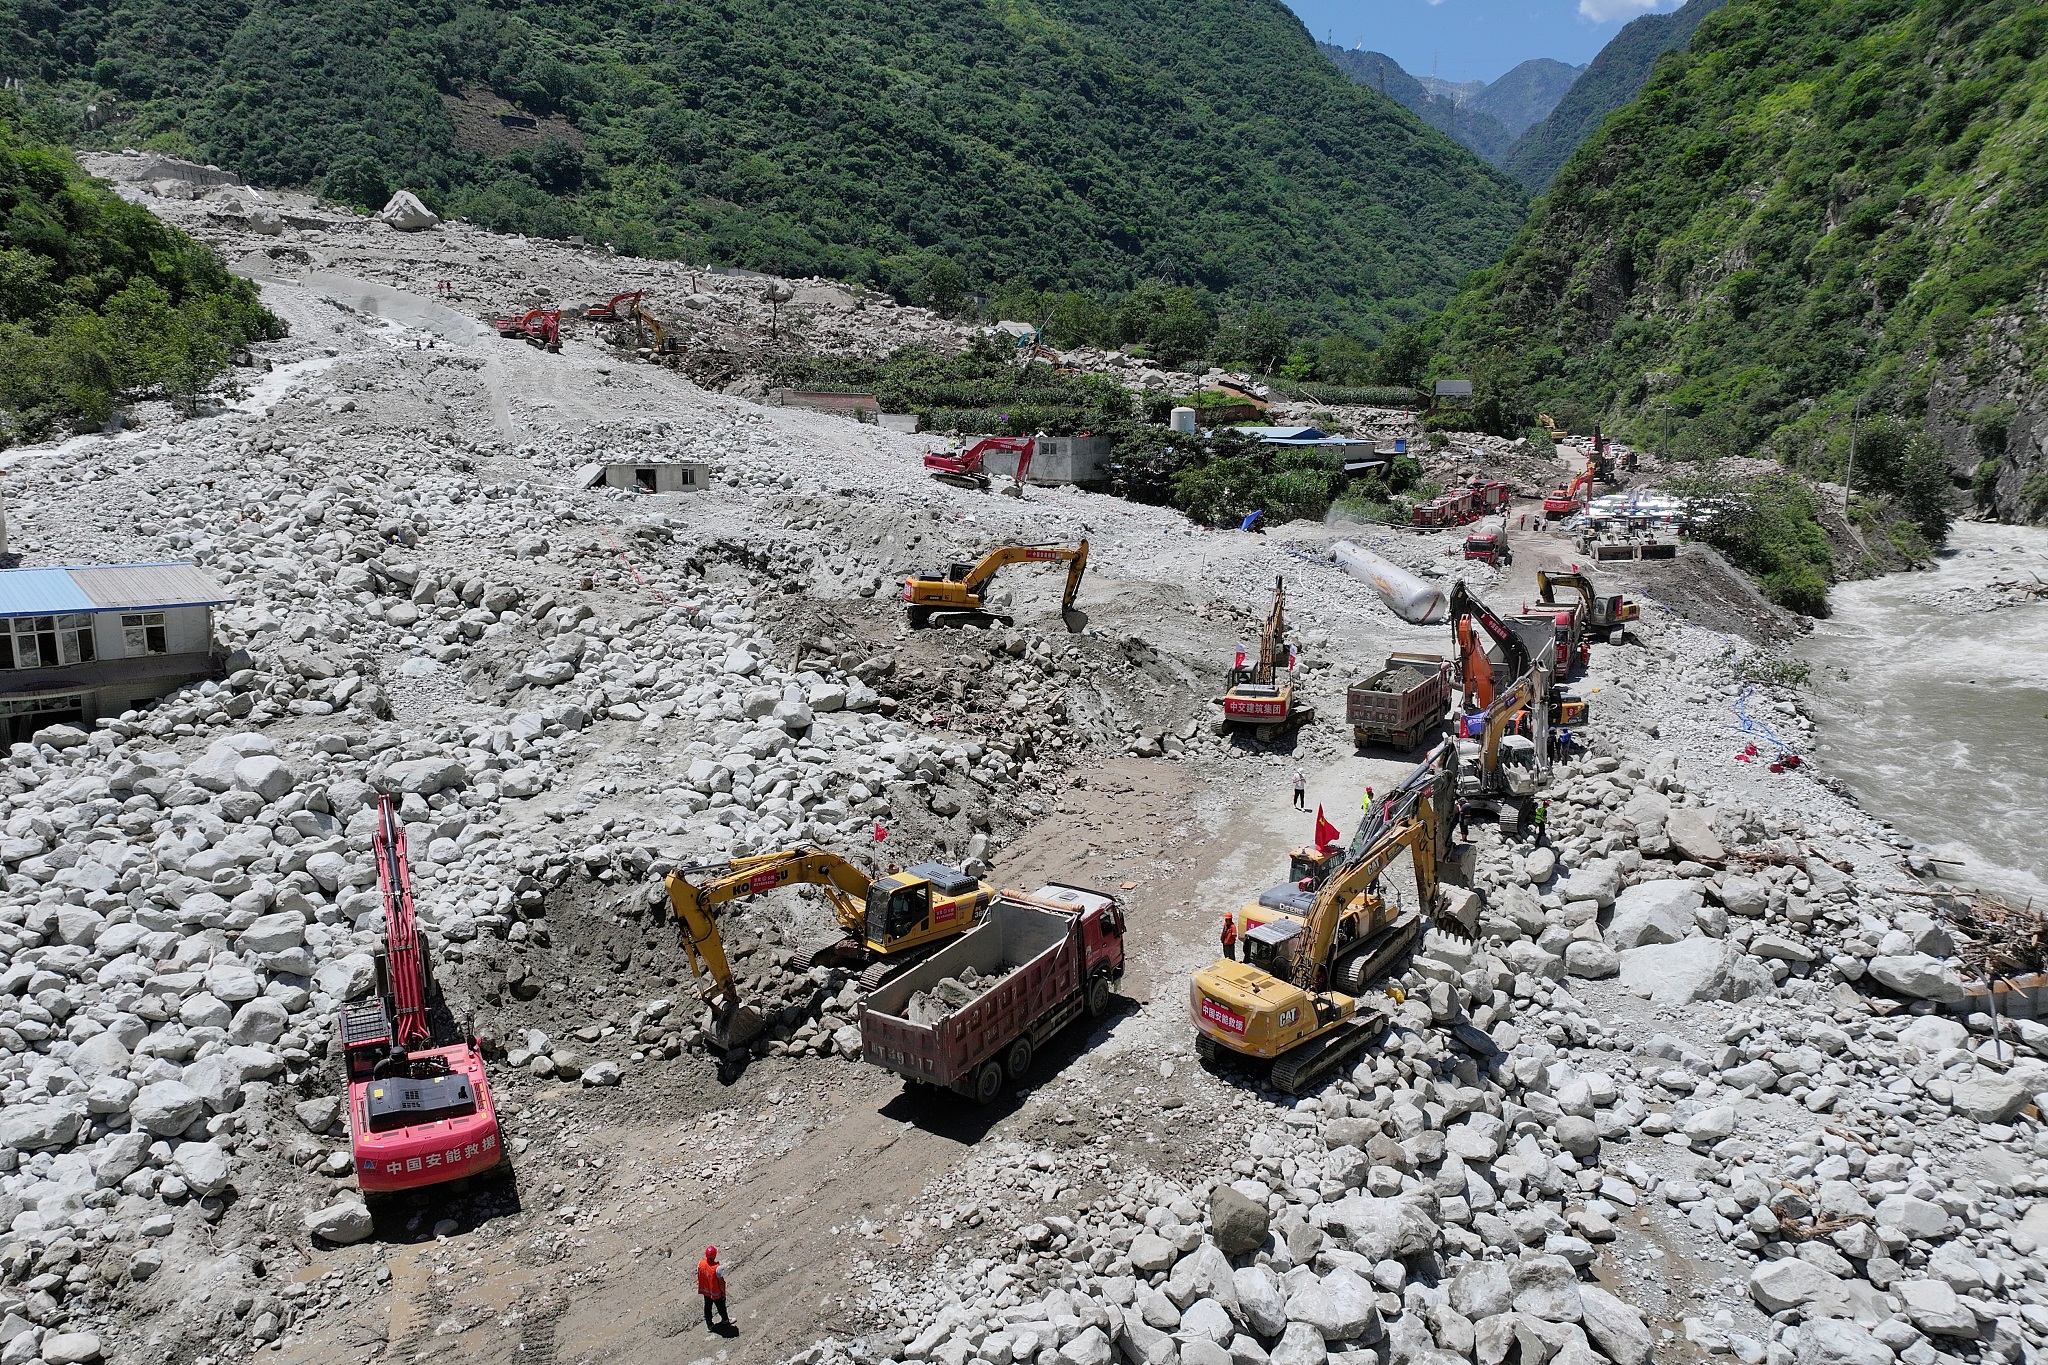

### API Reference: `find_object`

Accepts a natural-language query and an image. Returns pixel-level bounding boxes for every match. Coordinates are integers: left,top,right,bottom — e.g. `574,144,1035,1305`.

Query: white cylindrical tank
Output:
1331,540,1449,624
1169,406,1197,434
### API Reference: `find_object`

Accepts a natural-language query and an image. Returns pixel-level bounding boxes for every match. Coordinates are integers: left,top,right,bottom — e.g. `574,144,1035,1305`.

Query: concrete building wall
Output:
983,436,1109,486
602,463,709,493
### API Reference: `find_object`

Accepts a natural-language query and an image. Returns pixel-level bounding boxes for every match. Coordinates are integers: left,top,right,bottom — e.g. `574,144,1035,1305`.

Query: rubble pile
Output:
906,967,1013,1026
794,745,2048,1365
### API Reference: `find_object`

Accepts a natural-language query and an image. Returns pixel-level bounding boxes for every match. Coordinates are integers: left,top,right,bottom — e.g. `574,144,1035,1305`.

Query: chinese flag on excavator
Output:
1313,807,1341,851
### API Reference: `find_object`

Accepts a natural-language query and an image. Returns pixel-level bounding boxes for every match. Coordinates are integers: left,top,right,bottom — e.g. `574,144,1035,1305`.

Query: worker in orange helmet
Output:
698,1246,730,1331
1219,911,1238,962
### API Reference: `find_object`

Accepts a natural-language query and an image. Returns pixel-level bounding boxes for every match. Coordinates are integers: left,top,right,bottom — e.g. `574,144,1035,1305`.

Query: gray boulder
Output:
1795,1320,1894,1365
375,190,441,231
1210,1184,1270,1256
1509,1256,1582,1322
132,1080,206,1136
1867,954,1966,1003
305,1200,375,1243
172,1141,233,1196
1286,1268,1378,1341
1606,880,1700,949
1560,861,1621,908
0,1104,82,1152
1715,876,1768,917
1666,808,1725,862
1618,938,1771,1006
1576,1285,1652,1365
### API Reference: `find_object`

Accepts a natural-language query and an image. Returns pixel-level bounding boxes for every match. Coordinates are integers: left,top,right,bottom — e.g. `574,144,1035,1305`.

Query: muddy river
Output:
1798,520,2048,902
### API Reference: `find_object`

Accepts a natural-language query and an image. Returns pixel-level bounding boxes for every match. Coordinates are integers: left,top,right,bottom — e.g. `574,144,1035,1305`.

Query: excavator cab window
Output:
1243,919,1302,976
947,562,972,582
867,882,930,944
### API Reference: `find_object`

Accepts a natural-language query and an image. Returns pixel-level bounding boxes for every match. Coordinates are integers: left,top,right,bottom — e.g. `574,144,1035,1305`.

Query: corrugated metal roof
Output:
0,569,97,617
64,562,233,610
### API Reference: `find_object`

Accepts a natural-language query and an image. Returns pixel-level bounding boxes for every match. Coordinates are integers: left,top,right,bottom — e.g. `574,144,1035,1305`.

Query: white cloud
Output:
1576,0,1670,21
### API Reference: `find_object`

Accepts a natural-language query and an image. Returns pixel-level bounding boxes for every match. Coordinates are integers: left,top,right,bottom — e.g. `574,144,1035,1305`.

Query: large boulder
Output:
1606,880,1702,949
1577,1285,1652,1365
1715,876,1769,918
1233,1266,1289,1337
172,1141,233,1196
1286,1268,1379,1341
1209,1185,1270,1256
1795,1320,1895,1365
237,911,307,955
1268,1322,1329,1365
1950,1070,2029,1123
1665,808,1725,863
1509,1256,1582,1323
313,954,378,1000
1450,1261,1512,1320
1318,1193,1437,1261
1867,954,1966,1003
69,1032,132,1080
375,190,441,231
305,1200,375,1243
232,755,296,803
131,1081,206,1137
0,1104,82,1152
1618,938,1771,1006
1560,860,1622,908
380,757,467,796
1896,1278,1979,1338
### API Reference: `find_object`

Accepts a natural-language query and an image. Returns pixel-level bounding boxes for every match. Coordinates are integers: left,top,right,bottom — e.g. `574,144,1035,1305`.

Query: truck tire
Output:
1086,975,1112,1020
973,1061,1004,1105
1005,1036,1033,1082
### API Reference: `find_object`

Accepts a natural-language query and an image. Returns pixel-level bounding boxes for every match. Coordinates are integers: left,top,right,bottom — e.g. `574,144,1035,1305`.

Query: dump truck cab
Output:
1462,530,1509,566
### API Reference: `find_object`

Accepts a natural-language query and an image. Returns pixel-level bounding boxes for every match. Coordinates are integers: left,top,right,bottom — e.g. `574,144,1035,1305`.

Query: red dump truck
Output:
859,885,1126,1103
1346,651,1453,750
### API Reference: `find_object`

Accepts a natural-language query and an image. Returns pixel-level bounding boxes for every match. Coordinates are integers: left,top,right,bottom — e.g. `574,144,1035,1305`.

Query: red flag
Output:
873,821,888,841
1234,647,1247,670
1314,806,1340,850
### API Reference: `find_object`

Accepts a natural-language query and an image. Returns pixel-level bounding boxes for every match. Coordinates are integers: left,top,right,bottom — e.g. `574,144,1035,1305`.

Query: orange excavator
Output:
1542,455,1595,516
903,540,1087,628
1448,580,1531,711
924,437,1034,496
491,308,561,352
588,290,677,357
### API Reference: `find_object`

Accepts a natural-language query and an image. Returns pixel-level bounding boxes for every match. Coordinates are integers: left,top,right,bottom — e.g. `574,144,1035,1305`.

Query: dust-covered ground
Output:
0,165,2032,1365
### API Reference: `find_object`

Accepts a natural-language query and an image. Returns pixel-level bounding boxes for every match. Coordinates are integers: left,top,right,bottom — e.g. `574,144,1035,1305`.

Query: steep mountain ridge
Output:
4,0,1526,339
1466,58,1584,139
1501,0,1730,191
1318,46,1512,163
1433,0,2048,527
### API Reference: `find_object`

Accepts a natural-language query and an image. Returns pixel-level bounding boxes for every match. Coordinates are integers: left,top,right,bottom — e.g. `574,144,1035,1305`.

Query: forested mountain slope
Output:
1317,45,1512,163
1501,0,1729,191
1433,0,2048,527
1466,59,1583,140
3,0,1526,339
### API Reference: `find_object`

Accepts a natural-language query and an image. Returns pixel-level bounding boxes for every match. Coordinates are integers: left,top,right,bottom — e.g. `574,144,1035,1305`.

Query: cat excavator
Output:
1191,744,1475,1093
1220,576,1312,734
902,540,1087,628
661,846,994,1053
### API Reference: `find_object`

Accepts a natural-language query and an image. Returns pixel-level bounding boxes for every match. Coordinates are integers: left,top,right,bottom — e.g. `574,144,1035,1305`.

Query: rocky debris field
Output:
0,167,2038,1365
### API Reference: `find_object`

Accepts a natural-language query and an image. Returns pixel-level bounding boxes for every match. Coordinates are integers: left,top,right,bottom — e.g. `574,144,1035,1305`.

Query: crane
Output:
903,539,1087,628
660,846,995,1052
1192,744,1474,1093
1221,575,1312,733
341,797,502,1196
923,436,1035,496
1536,567,1639,643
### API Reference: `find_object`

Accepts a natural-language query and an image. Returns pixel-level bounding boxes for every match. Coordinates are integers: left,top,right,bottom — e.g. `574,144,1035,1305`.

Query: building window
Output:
122,612,168,656
0,615,96,670
0,694,85,716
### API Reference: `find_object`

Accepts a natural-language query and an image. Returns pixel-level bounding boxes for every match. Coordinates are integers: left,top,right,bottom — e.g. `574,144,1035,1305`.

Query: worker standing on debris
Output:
1532,800,1550,846
1457,801,1472,842
698,1246,730,1331
1292,768,1307,810
1361,786,1375,817
1220,912,1238,961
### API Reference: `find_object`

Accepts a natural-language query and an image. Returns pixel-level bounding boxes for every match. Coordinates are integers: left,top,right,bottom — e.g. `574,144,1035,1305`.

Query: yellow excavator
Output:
902,539,1088,628
661,845,994,1052
1191,744,1474,1093
1535,568,1639,644
1220,576,1312,733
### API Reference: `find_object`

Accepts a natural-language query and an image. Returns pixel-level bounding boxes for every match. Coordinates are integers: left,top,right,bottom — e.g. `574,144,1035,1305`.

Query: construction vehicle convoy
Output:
661,845,994,1052
1347,652,1453,750
924,436,1034,495
1221,576,1312,734
902,540,1088,628
342,797,503,1196
491,308,561,352
861,883,1127,1103
1537,568,1639,642
1191,745,1475,1093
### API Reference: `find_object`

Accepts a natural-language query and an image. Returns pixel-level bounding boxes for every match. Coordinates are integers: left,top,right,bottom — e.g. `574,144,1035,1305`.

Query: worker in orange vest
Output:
1219,912,1238,962
698,1246,730,1331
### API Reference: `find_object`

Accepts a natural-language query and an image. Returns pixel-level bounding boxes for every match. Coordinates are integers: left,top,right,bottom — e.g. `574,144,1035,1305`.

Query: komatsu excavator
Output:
1220,576,1312,734
661,846,994,1052
1191,745,1475,1093
902,540,1087,628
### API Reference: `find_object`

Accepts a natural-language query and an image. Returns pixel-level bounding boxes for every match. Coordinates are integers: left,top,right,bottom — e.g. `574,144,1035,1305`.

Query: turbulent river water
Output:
1797,521,2048,903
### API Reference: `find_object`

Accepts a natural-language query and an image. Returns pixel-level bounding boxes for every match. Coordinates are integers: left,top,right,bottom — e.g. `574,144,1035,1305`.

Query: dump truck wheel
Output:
1086,976,1111,1020
1005,1036,1033,1082
973,1061,1004,1105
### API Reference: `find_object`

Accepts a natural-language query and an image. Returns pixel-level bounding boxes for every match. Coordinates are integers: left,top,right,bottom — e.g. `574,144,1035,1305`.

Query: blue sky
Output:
1283,0,1685,83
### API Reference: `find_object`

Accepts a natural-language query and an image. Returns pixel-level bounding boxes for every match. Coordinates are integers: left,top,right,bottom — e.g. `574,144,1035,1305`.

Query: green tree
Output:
915,259,969,318
319,156,389,211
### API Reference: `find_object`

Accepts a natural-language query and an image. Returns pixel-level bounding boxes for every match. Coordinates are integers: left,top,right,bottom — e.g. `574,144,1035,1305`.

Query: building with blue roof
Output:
0,562,233,740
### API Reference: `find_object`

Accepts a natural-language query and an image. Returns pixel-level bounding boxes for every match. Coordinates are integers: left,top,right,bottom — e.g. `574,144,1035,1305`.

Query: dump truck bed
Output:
860,898,1080,1088
1347,652,1450,749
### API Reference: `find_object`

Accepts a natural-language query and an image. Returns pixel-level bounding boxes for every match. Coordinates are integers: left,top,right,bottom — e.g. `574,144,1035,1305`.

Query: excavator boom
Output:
374,797,432,1050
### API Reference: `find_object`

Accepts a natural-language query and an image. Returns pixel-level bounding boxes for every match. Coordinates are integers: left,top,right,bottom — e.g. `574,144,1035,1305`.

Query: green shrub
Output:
0,98,282,445
1676,469,1835,616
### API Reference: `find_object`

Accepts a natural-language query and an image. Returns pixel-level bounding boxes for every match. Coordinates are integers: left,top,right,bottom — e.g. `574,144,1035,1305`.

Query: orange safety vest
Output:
697,1257,724,1298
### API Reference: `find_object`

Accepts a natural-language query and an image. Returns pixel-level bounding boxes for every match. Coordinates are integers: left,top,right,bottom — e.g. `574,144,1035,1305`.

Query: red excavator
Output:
1542,455,1595,517
341,797,503,1198
924,436,1034,496
585,290,644,324
491,308,561,352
